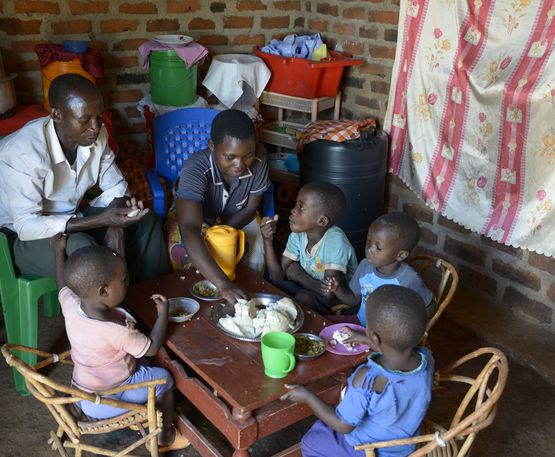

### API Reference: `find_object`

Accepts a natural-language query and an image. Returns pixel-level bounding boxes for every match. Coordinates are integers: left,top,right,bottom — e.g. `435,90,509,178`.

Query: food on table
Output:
170,309,189,318
193,282,220,298
217,297,297,338
330,328,355,351
295,335,325,356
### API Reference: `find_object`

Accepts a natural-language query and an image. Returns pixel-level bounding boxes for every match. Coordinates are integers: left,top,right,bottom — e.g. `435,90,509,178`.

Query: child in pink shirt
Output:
51,234,188,453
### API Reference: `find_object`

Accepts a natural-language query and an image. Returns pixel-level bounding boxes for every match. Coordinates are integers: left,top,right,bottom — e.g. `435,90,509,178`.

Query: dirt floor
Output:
2,305,555,457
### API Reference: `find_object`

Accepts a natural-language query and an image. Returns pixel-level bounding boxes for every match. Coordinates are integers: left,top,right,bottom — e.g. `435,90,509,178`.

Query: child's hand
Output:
150,294,169,315
280,384,313,404
49,233,67,254
260,214,279,241
321,275,339,296
342,327,372,347
285,262,303,282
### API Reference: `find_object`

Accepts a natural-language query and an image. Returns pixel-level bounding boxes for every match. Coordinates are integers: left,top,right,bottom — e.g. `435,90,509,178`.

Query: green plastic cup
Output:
260,331,296,378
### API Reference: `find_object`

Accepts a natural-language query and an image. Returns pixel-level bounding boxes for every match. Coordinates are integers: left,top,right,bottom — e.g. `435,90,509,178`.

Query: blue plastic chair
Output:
146,108,220,218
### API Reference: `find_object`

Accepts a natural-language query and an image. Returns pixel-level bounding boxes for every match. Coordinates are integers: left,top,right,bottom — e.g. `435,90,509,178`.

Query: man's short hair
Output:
301,182,347,225
48,74,100,111
64,246,123,297
211,109,256,146
374,212,420,251
366,285,427,351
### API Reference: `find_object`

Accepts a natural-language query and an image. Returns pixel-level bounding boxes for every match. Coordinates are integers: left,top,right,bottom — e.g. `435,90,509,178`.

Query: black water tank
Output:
300,129,388,260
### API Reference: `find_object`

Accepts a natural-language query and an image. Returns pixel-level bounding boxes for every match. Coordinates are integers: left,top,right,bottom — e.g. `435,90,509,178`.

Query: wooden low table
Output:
126,266,368,456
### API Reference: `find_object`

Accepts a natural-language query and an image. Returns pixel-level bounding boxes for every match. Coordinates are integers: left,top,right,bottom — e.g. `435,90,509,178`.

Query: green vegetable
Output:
295,335,325,356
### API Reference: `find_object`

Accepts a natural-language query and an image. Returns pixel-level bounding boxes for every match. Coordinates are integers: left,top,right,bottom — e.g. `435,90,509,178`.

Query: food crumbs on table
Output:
195,270,200,274
179,276,185,280
225,346,229,350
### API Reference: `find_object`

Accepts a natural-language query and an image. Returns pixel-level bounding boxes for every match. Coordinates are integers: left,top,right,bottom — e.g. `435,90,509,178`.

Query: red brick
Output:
403,202,434,224
308,19,328,32
438,215,471,235
103,55,139,69
368,10,399,24
492,259,541,291
119,2,157,14
344,7,365,19
294,17,305,27
317,3,338,16
90,40,109,52
369,45,396,59
167,0,200,13
480,236,523,258
197,35,228,46
458,264,497,297
108,89,144,103
419,227,438,246
0,19,42,35
444,235,486,267
188,18,215,30
11,40,48,52
274,0,300,10
125,106,142,118
100,20,138,33
223,16,254,29
146,19,179,32
69,0,109,14
51,20,91,35
237,0,267,10
359,63,387,77
370,81,390,94
261,16,289,28
113,39,147,51
547,283,555,303
333,23,356,36
359,26,378,39
342,41,364,55
503,286,552,324
15,0,59,14
233,34,265,46
528,252,555,275
210,2,226,12
384,29,398,42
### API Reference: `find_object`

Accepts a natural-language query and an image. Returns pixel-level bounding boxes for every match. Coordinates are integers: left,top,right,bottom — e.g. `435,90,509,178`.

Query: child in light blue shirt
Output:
281,285,434,457
261,182,357,314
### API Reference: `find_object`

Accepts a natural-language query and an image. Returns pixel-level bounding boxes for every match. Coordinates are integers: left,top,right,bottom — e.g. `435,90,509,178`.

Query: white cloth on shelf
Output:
202,54,271,109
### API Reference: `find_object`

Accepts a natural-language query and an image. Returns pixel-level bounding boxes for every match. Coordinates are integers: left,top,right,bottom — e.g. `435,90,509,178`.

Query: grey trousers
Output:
10,209,171,283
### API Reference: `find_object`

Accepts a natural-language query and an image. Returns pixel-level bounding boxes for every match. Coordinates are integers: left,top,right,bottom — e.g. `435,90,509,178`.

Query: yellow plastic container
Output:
41,59,96,111
205,225,245,280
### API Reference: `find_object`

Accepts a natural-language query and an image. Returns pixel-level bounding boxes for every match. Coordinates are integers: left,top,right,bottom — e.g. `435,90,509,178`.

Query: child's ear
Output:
318,215,330,227
397,249,410,262
98,285,109,297
208,139,215,151
369,331,381,349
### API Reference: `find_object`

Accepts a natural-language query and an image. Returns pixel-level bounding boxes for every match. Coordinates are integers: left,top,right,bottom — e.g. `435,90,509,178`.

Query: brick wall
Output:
3,0,555,331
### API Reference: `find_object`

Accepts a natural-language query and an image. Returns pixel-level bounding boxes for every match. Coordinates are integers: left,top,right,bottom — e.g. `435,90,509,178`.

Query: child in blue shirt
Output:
281,285,434,457
261,182,358,314
324,212,434,332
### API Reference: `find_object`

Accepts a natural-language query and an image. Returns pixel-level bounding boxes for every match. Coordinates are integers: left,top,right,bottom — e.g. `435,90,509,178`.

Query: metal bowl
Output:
190,280,222,301
168,297,200,323
294,333,326,360
209,293,304,342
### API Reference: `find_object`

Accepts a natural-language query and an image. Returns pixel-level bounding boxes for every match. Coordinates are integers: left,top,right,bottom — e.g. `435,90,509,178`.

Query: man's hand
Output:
150,294,169,316
280,384,314,404
219,284,249,305
260,214,279,241
49,233,67,255
100,198,149,228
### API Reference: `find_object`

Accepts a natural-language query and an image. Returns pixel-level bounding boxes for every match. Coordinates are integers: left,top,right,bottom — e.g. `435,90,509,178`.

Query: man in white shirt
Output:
0,74,170,281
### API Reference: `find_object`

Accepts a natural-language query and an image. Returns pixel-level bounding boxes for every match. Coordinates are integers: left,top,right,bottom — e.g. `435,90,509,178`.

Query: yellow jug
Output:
205,225,245,280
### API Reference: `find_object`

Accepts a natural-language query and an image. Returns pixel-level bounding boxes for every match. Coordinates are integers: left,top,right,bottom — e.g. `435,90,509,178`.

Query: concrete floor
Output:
2,294,555,457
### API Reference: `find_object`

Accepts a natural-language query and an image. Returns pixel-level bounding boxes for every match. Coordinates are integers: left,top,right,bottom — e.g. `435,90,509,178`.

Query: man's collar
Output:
45,117,96,165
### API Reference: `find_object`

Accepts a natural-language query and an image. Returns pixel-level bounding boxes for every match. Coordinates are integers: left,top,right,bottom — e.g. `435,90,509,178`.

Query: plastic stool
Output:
0,232,60,395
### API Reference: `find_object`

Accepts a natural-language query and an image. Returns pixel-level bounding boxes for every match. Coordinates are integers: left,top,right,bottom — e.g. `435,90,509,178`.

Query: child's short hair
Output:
374,212,420,251
64,246,124,297
366,284,427,351
302,182,346,225
211,109,255,146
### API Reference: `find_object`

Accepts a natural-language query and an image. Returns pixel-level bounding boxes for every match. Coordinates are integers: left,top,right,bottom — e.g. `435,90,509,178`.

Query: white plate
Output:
154,34,194,46
168,297,200,323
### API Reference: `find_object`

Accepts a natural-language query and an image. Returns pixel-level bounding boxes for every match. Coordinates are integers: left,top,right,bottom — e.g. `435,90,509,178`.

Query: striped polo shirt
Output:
175,143,270,222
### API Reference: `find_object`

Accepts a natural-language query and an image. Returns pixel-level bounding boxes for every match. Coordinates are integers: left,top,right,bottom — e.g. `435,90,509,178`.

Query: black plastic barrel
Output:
300,129,388,260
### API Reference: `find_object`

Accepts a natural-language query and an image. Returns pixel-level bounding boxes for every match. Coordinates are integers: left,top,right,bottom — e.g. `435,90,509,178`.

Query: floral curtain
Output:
384,0,555,256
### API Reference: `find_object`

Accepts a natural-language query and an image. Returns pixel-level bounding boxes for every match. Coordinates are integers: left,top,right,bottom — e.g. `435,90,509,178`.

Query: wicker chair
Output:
408,255,459,346
2,344,165,457
355,347,509,457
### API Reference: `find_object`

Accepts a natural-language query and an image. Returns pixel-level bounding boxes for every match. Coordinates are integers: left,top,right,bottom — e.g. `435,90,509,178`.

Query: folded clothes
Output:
34,44,104,79
260,33,324,59
139,40,208,69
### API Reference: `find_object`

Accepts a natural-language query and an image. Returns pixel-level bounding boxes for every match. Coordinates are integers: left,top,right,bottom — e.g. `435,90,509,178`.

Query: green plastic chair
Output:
0,232,60,395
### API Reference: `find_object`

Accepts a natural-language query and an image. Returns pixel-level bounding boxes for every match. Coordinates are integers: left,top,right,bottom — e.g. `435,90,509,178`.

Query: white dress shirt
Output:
0,116,128,241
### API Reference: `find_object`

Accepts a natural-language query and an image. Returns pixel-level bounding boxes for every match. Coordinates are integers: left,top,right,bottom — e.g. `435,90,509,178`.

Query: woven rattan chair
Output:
355,347,509,457
408,255,459,346
2,343,164,457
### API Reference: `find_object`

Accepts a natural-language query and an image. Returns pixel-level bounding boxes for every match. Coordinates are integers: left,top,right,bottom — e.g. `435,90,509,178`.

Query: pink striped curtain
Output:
385,0,555,256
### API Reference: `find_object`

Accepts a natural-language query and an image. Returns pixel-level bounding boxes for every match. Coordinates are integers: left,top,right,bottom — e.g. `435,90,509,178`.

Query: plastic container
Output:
254,47,363,98
300,129,388,259
41,59,96,111
149,50,197,106
259,121,304,150
63,40,88,54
